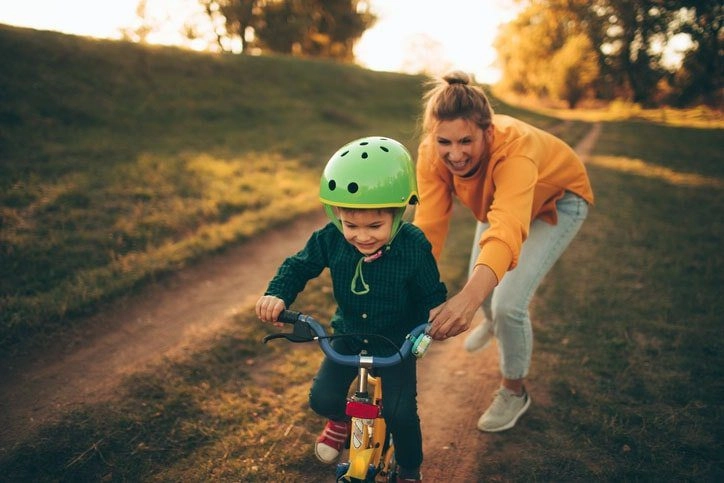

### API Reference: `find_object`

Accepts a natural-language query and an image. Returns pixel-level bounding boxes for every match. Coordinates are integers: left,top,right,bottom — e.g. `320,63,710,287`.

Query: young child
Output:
256,136,447,482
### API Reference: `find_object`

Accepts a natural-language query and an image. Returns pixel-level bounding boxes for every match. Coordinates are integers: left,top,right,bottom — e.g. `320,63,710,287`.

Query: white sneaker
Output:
464,318,494,352
477,387,531,432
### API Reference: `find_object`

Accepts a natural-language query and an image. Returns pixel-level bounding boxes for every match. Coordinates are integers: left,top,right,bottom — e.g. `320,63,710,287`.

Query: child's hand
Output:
255,295,286,327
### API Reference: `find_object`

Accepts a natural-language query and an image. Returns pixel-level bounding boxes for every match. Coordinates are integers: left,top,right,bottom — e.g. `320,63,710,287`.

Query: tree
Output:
496,0,719,106
495,1,598,104
198,0,376,59
669,0,722,106
598,0,671,105
120,0,158,44
548,33,600,107
199,0,259,53
253,0,309,53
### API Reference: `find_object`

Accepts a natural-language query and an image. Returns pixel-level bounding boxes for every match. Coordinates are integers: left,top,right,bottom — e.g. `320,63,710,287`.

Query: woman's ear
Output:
484,125,494,144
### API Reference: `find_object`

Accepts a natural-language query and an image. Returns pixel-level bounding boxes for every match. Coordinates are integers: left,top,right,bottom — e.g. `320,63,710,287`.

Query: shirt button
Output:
362,313,368,319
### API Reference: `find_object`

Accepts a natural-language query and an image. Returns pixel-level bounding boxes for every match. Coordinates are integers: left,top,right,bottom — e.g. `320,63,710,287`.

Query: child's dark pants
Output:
309,336,422,470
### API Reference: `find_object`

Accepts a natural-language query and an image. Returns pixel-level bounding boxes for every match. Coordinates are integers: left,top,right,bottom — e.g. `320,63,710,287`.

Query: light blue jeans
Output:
467,191,589,380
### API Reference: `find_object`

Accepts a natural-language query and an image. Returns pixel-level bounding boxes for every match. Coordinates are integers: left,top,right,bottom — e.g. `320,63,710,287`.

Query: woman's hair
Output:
421,71,494,135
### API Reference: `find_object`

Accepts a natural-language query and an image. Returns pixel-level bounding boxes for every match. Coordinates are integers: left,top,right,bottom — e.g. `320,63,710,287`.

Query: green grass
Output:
509,120,724,480
1,23,723,482
0,25,420,353
0,24,568,354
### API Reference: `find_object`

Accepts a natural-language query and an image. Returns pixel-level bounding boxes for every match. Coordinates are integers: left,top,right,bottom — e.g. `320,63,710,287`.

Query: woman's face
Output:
434,118,491,178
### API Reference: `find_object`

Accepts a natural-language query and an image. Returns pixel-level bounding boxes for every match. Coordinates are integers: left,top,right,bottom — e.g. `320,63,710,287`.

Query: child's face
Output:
338,209,394,255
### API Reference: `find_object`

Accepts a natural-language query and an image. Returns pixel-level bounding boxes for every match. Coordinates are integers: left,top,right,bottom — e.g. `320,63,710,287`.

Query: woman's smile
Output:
434,118,488,178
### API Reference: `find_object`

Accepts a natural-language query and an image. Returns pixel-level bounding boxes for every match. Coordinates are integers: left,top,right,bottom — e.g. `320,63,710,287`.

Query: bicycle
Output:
263,309,433,483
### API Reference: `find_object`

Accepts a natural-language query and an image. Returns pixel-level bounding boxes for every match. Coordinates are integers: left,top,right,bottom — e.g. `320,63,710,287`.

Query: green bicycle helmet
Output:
319,136,419,236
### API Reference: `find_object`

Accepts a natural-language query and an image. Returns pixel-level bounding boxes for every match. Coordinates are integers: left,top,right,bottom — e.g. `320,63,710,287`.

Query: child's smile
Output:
338,209,394,255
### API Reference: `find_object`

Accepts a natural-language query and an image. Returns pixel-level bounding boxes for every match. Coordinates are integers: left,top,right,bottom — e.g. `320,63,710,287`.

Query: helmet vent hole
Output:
361,152,368,159
380,146,389,152
328,180,336,190
340,150,349,157
360,141,369,146
347,182,359,193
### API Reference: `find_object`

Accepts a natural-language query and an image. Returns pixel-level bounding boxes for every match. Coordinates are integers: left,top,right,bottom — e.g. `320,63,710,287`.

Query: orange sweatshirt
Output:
414,114,594,282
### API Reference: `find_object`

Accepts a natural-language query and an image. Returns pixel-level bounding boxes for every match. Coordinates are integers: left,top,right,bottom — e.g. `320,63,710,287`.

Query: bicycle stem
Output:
355,355,374,394
356,367,370,395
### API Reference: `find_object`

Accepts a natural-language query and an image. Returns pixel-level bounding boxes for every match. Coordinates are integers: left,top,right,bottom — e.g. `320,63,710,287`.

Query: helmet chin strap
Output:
324,204,343,232
349,209,405,295
351,248,384,295
389,207,406,241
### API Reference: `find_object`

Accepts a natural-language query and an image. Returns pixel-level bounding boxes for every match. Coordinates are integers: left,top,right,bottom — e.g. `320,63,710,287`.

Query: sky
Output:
0,0,521,84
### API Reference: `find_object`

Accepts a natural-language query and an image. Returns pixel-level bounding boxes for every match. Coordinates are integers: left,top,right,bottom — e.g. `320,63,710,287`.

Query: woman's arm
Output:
427,156,536,338
427,264,498,340
413,139,454,260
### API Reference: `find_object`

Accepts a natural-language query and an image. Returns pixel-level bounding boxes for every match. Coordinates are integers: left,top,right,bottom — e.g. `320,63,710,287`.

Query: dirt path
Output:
416,314,500,481
0,213,329,451
0,124,601,477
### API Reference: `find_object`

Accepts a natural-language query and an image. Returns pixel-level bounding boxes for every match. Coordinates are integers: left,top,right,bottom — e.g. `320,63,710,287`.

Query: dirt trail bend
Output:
0,213,328,451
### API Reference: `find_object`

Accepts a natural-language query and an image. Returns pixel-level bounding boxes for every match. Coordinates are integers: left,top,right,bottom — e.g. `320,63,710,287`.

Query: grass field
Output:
0,24,427,352
1,23,722,481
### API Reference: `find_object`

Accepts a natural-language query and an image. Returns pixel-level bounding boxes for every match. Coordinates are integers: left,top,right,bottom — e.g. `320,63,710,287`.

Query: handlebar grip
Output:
278,309,301,324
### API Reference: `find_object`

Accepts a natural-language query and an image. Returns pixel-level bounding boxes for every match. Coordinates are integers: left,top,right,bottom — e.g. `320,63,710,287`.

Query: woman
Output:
414,71,594,432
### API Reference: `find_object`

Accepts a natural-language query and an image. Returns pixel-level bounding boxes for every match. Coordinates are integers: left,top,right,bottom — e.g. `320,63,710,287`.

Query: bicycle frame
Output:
342,358,389,481
263,310,431,483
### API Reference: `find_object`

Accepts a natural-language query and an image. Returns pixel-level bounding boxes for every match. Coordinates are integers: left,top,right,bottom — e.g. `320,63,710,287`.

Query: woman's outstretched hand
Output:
427,294,477,340
427,264,498,340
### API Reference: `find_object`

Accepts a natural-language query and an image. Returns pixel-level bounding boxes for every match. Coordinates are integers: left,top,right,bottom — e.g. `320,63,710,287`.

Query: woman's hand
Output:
428,264,498,340
255,295,286,327
427,293,478,340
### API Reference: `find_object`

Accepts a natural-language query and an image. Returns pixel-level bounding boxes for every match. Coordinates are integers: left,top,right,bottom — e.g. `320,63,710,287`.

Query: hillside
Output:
0,23,433,167
0,23,575,354
0,24,431,352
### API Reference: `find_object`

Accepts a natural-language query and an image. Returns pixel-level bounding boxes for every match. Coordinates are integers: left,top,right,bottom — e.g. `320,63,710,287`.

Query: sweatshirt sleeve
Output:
399,225,447,323
265,229,328,307
413,139,453,261
475,155,537,281
414,256,448,312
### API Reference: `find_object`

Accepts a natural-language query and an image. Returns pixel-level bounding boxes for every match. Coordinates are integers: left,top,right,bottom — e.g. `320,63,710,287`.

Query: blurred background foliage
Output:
160,0,724,108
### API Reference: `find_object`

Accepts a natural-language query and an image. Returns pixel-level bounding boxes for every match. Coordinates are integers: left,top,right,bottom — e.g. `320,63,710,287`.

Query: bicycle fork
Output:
338,359,390,481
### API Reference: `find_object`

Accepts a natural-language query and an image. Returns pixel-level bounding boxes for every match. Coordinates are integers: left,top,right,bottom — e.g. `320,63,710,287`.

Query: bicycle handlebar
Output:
263,309,430,367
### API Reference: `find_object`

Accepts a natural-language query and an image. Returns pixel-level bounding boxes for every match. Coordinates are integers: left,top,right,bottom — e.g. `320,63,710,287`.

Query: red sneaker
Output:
314,420,349,463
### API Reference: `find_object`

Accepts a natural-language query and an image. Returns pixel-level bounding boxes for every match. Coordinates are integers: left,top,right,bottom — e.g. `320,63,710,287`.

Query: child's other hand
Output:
255,295,286,327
